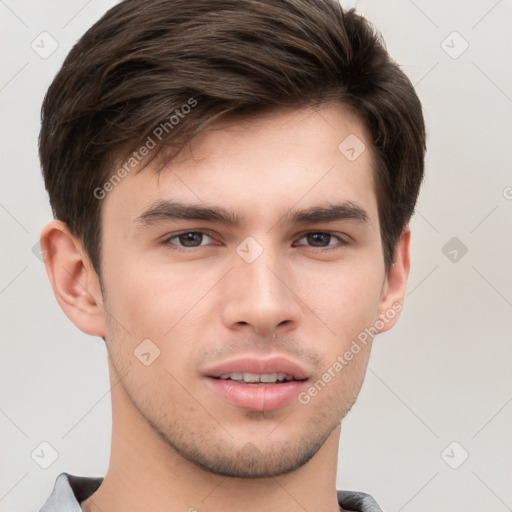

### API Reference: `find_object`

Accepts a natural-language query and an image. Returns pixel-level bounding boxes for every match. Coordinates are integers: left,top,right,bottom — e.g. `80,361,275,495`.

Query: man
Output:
37,0,425,510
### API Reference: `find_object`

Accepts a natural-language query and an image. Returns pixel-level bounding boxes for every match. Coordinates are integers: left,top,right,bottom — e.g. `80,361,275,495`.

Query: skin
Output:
41,103,410,512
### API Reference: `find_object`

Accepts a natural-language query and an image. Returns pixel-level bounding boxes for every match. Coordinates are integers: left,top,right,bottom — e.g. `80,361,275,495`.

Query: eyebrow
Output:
134,200,369,228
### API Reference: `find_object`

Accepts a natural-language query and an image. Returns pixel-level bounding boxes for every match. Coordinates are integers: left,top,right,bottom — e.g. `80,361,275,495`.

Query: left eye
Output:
296,232,343,248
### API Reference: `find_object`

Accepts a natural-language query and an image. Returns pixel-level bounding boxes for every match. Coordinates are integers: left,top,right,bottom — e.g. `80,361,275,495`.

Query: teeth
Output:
218,372,295,383
244,372,261,382
220,372,243,380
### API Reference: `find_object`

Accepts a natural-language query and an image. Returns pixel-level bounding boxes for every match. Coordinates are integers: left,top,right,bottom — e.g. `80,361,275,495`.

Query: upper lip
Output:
204,355,309,380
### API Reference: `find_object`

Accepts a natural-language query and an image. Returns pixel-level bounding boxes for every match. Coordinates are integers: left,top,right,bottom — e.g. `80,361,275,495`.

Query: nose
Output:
221,242,302,336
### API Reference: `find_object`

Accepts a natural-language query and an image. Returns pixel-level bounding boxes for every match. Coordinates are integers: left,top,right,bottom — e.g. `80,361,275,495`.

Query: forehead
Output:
101,103,379,231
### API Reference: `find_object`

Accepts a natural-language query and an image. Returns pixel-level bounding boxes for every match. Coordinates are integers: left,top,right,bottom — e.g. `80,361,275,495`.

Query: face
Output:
96,104,400,478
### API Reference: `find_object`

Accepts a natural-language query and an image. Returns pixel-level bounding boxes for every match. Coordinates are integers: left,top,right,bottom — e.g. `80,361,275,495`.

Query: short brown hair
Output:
39,0,426,280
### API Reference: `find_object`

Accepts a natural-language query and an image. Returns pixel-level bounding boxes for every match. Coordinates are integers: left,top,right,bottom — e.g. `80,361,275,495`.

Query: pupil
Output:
308,233,330,247
180,232,202,247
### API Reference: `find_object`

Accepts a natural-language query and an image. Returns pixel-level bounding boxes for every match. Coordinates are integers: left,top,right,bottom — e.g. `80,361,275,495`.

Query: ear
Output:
375,225,411,334
39,220,105,337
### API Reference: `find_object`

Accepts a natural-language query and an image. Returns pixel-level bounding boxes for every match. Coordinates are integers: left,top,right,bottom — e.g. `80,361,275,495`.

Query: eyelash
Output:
161,230,349,252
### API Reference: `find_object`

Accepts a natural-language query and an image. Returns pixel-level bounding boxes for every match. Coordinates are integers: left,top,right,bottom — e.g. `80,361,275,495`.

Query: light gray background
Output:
1,1,511,511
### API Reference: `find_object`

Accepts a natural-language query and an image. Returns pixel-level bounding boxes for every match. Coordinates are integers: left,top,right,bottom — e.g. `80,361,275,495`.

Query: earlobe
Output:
376,226,411,334
40,220,105,337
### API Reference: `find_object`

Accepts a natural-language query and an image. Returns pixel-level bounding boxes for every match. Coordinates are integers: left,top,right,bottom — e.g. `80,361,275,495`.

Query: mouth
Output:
203,356,310,411
213,372,307,384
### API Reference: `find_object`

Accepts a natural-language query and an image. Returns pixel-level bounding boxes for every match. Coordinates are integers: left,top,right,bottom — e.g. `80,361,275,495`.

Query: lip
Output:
203,355,309,380
203,355,309,412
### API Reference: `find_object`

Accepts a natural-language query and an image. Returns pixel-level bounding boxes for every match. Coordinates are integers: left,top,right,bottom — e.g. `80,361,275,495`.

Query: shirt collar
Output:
39,473,382,512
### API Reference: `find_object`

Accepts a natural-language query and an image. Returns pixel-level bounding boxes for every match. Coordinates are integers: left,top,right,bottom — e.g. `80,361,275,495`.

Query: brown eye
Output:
163,231,214,249
296,232,345,248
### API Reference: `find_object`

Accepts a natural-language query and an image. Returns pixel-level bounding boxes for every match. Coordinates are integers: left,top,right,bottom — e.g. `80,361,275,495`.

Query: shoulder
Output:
337,489,384,512
38,472,103,511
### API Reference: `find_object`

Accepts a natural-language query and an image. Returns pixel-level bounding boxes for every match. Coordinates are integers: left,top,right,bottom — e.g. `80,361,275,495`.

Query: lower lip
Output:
205,377,308,411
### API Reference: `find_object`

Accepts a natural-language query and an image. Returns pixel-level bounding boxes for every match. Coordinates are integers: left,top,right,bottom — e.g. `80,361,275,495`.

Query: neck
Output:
81,362,342,512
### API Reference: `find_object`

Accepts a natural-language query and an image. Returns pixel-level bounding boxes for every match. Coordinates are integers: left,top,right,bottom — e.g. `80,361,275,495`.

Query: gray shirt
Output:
39,472,383,512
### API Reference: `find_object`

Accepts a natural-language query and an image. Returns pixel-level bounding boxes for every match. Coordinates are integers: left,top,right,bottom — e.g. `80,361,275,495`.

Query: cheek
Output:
101,259,221,386
298,258,384,341
102,252,209,339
